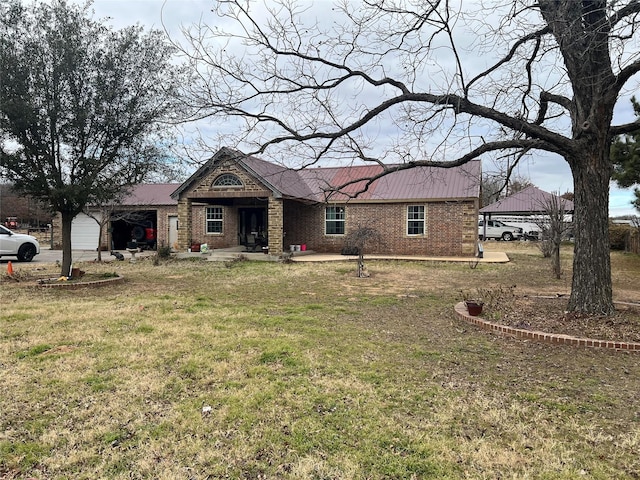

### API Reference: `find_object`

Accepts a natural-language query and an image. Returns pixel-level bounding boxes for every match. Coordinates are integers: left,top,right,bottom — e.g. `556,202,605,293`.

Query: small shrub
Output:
538,239,553,258
156,243,172,260
461,285,518,319
609,223,631,250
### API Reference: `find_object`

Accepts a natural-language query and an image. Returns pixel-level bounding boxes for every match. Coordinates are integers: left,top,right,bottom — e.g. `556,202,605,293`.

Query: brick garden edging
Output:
36,274,125,289
454,302,640,353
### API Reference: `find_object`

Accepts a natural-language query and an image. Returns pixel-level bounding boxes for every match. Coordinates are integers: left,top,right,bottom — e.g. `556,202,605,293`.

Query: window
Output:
325,206,345,235
212,174,243,188
407,205,425,235
206,207,223,234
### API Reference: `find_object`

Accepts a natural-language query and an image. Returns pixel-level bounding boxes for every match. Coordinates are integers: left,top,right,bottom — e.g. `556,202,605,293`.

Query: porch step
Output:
174,247,314,262
207,253,275,262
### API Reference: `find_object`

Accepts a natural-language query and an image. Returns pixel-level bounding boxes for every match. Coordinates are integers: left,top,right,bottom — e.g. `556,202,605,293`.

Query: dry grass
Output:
1,243,640,479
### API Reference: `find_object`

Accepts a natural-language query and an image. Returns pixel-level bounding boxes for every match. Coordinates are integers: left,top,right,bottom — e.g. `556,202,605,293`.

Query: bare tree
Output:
481,173,534,207
342,224,383,278
536,193,572,279
177,0,640,314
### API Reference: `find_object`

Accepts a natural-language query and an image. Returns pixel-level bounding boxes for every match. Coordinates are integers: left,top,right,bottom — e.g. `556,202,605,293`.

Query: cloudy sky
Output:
65,0,638,216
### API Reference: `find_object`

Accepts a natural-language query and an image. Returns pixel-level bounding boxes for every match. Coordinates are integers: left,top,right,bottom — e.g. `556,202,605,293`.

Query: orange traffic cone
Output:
7,261,14,276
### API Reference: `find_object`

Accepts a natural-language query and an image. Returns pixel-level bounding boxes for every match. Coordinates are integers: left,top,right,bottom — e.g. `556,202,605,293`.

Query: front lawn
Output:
1,245,639,479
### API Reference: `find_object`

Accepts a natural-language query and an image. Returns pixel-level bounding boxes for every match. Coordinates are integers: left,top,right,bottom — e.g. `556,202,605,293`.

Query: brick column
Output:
461,200,478,256
177,198,192,251
267,197,284,255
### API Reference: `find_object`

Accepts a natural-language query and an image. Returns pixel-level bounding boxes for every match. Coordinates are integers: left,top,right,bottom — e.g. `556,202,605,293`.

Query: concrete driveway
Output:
0,248,148,264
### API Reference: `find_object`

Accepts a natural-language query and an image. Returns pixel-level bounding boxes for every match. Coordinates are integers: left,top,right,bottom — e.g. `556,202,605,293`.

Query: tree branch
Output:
610,118,640,136
319,137,557,201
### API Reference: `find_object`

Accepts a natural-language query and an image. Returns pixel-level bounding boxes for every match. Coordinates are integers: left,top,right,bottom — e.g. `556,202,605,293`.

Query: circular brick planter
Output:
454,301,640,353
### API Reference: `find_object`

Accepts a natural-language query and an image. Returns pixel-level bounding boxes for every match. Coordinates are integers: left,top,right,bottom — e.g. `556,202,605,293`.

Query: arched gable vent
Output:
212,173,243,188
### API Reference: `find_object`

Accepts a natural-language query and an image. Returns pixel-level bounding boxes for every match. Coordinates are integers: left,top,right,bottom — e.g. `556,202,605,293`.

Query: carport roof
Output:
479,185,574,214
121,183,179,206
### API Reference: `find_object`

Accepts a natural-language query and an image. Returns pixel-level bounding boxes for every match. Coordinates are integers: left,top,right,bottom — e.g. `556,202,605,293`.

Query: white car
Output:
478,219,524,241
0,225,40,262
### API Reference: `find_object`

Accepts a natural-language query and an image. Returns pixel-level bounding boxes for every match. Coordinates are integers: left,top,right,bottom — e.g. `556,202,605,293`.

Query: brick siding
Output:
284,200,477,256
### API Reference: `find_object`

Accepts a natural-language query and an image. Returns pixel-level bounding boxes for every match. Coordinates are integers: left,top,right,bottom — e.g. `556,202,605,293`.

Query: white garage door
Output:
71,213,101,250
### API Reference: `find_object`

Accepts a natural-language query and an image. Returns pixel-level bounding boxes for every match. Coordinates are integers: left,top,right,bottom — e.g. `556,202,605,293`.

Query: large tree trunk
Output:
568,152,614,314
60,210,74,277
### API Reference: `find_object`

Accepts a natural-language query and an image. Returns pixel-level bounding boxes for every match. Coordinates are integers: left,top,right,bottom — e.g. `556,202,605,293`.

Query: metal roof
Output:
172,148,481,203
296,161,481,202
121,183,179,206
479,185,574,214
241,155,316,200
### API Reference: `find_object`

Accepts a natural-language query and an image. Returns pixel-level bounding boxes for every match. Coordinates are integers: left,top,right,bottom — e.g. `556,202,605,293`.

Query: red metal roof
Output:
174,147,481,203
121,183,179,206
296,161,481,202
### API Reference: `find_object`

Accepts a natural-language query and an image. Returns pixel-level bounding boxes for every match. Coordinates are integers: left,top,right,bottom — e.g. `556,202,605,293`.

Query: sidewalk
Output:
29,247,509,264
173,245,509,264
291,251,509,263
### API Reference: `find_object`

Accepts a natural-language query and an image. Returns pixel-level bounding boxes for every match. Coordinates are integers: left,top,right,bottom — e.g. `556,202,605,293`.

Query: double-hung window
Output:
325,206,345,235
206,206,223,234
407,205,425,235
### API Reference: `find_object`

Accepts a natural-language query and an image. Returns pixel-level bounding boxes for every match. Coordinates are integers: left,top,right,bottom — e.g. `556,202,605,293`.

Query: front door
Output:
238,208,267,245
168,216,178,249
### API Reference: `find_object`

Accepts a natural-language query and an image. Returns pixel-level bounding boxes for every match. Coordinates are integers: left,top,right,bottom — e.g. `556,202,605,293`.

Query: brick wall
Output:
177,199,192,250
284,200,477,256
188,203,240,249
153,206,178,249
268,198,284,255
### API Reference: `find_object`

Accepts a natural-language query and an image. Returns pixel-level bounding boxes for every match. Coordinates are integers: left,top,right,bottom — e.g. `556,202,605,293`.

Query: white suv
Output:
478,220,524,241
0,225,40,262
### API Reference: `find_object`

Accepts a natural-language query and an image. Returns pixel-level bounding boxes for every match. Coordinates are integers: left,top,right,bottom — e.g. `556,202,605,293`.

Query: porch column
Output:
177,198,192,251
461,200,478,256
267,197,284,255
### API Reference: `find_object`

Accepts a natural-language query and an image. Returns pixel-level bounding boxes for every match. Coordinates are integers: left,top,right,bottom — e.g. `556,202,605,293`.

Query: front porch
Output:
177,195,285,256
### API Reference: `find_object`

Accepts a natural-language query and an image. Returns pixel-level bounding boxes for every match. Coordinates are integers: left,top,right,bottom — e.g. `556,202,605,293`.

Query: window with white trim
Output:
325,206,345,235
407,205,425,235
206,206,224,234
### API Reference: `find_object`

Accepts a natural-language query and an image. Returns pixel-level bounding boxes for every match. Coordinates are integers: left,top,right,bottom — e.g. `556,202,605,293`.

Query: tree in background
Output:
611,97,640,213
481,174,534,207
535,193,572,279
0,0,183,275
179,0,640,314
0,183,52,227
